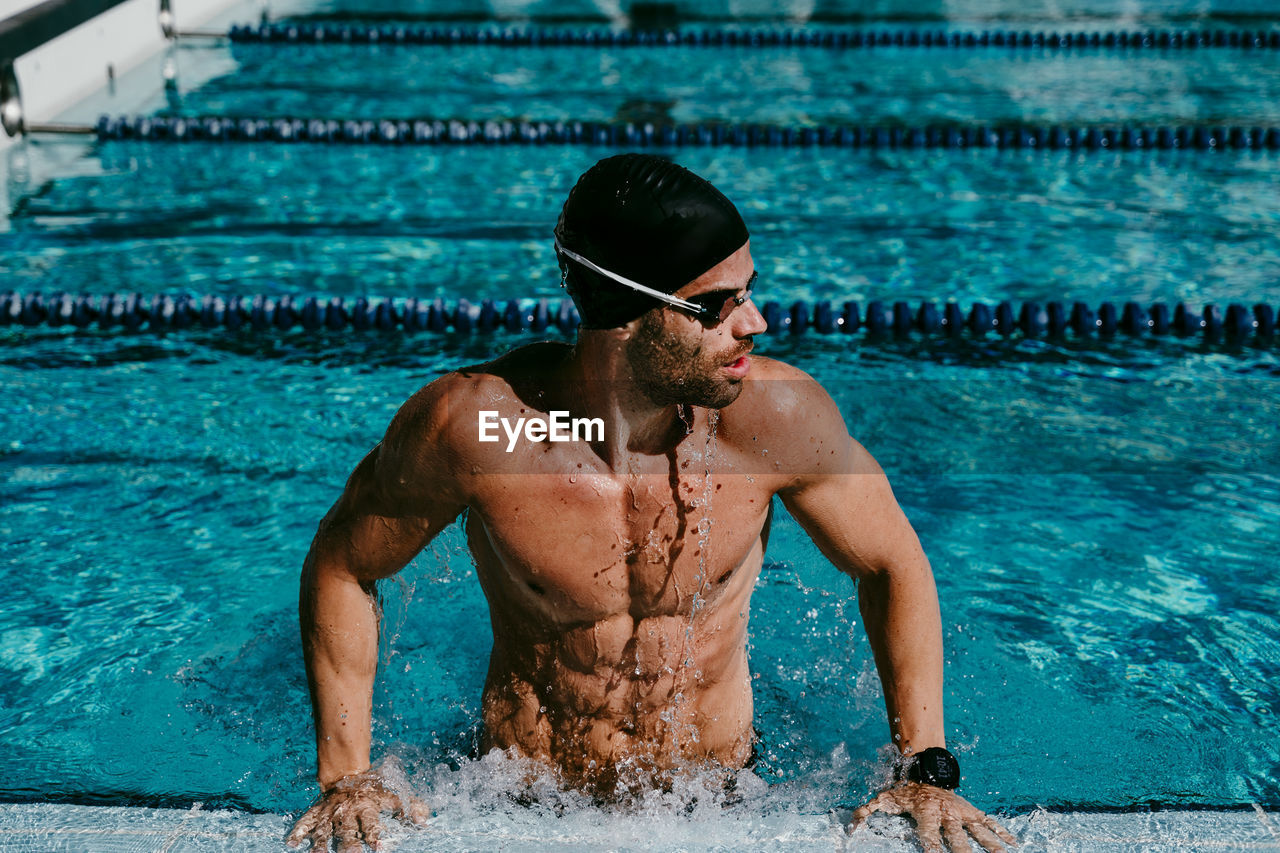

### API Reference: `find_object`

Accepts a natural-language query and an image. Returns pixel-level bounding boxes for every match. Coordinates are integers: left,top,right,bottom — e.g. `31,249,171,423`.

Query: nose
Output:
730,296,768,337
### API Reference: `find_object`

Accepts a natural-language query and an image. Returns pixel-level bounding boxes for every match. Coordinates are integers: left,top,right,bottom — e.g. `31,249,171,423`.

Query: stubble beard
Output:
627,312,746,410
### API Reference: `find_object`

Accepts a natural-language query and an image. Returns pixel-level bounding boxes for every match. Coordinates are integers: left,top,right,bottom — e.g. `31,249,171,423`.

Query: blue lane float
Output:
224,23,1280,51
3,292,1277,344
91,115,1280,151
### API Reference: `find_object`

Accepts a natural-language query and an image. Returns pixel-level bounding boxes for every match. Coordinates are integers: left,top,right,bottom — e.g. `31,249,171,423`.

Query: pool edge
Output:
2,801,1279,852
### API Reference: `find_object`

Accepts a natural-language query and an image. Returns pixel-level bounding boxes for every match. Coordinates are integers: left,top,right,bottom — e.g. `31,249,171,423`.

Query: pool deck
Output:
1,803,1278,852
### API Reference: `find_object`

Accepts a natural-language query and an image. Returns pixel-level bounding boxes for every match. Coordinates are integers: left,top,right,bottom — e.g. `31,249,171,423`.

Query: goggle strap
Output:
553,239,705,314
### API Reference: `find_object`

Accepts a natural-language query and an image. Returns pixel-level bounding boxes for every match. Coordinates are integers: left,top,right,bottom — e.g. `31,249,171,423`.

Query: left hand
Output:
287,771,430,852
848,783,1017,852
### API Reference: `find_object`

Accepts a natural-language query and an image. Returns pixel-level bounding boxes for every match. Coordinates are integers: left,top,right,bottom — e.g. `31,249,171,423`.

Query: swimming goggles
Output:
555,238,754,324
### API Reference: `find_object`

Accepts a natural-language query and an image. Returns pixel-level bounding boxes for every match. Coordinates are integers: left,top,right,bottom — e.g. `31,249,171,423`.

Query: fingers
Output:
849,789,906,832
309,816,334,852
356,804,383,852
335,834,365,853
941,813,969,853
395,795,433,827
333,803,367,853
950,798,1017,849
287,780,432,853
849,794,883,828
912,795,945,853
847,784,1021,853
982,812,1019,845
966,819,1013,852
849,803,875,828
915,814,945,853
848,789,919,841
868,790,909,817
943,795,1016,851
287,806,323,848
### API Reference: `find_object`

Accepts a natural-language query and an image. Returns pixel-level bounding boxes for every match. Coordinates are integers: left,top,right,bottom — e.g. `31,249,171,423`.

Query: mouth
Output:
722,347,753,378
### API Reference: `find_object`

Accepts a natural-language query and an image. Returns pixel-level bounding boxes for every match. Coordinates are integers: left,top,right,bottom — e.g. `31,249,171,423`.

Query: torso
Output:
437,344,795,792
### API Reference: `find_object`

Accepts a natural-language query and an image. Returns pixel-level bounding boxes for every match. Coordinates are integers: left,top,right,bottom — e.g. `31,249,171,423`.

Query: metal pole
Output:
1,62,22,137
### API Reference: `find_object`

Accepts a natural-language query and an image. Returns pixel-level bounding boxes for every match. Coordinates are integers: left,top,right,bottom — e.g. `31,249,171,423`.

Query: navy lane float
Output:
3,292,1276,345
223,24,1280,51
89,116,1280,150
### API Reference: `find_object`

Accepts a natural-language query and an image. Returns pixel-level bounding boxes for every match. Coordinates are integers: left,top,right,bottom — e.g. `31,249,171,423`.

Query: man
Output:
288,154,1016,853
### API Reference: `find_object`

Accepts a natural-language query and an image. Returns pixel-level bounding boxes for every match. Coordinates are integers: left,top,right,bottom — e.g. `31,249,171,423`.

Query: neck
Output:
559,331,690,468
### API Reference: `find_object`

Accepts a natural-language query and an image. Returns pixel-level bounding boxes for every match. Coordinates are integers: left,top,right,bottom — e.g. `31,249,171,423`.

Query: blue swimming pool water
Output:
2,0,1279,833
2,329,1277,817
9,144,1280,315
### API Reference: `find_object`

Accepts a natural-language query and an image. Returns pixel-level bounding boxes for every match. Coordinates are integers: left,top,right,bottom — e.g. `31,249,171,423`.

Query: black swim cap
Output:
554,154,750,329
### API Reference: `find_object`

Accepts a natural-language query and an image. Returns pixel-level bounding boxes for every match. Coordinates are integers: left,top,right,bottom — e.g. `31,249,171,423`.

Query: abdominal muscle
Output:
477,575,758,794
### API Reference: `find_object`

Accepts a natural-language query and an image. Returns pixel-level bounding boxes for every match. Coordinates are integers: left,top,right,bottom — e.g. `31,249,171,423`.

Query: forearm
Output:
857,558,945,756
300,553,381,789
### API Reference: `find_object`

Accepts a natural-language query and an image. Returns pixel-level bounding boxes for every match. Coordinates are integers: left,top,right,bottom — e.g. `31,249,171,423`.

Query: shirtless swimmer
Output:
288,154,1017,853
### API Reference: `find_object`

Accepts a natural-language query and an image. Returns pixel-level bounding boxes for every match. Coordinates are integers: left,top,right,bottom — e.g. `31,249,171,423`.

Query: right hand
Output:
287,771,430,852
848,783,1017,852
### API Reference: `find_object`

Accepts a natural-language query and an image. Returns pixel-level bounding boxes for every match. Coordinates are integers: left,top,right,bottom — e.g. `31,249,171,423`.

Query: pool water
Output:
2,0,1279,837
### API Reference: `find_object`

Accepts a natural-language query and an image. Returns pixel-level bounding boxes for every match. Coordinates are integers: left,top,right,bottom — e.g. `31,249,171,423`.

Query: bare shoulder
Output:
717,356,862,483
382,341,570,476
721,356,846,438
383,368,482,456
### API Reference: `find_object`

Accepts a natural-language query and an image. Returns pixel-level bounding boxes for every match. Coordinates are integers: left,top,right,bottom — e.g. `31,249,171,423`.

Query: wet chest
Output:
470,466,768,620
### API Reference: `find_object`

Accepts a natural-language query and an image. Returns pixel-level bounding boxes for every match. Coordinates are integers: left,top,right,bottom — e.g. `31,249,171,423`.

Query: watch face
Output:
904,747,961,790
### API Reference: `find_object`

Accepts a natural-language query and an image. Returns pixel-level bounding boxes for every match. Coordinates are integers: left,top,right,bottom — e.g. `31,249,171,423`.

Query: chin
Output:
637,374,741,410
687,379,744,410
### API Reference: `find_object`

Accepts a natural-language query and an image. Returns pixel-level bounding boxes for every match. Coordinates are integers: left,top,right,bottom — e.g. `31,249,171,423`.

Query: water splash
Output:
370,747,852,853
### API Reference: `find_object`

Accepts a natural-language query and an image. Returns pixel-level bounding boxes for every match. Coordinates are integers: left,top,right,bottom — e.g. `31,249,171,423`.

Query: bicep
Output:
779,436,926,580
309,398,467,582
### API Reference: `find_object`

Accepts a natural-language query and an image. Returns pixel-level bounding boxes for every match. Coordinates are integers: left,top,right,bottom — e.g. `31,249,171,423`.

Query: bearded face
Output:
626,310,749,410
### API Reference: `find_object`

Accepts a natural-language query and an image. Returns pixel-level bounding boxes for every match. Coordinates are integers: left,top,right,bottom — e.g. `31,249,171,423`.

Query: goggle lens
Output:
684,272,758,324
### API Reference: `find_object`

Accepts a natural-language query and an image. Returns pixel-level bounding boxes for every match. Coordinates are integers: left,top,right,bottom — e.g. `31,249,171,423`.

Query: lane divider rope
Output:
3,292,1276,343
223,23,1280,50
90,115,1280,150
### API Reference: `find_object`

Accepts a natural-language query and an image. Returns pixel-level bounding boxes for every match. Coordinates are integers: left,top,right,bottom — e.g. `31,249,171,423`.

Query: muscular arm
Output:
300,386,466,788
753,366,1015,851
749,363,943,755
779,438,944,755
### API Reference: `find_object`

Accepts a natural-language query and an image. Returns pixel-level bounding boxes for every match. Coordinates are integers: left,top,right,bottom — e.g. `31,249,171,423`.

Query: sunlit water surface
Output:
1,0,1279,838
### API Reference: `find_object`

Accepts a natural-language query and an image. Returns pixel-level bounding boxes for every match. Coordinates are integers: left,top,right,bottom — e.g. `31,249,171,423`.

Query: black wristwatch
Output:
894,746,961,789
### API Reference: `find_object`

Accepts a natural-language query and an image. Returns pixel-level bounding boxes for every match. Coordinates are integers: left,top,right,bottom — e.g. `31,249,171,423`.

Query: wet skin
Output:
291,243,1015,852
467,346,773,786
